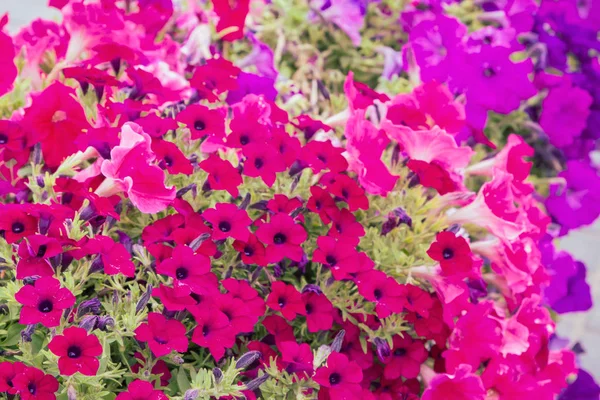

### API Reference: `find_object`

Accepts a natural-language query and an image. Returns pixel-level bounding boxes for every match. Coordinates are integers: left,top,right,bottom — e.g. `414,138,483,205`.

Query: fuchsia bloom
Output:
16,235,62,279
176,104,226,141
279,341,314,377
98,122,176,214
115,380,168,400
427,231,476,278
324,173,369,212
267,281,306,321
134,313,189,357
48,327,102,376
242,143,286,187
422,364,486,400
190,57,240,102
356,270,406,318
203,202,251,242
15,277,75,327
0,20,17,97
0,361,25,394
0,205,38,244
301,140,348,174
73,235,135,277
199,154,243,197
12,367,59,400
383,336,428,380
313,236,360,280
190,306,236,360
156,245,217,295
256,213,307,263
212,0,250,41
232,234,267,266
302,291,334,332
314,352,363,400
151,139,193,175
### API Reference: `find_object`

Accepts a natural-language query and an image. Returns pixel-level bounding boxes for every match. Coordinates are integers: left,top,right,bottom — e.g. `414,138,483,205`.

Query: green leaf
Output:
0,323,25,346
176,367,191,392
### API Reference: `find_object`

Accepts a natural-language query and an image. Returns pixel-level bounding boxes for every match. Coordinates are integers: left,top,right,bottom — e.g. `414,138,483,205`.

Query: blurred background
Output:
2,0,599,378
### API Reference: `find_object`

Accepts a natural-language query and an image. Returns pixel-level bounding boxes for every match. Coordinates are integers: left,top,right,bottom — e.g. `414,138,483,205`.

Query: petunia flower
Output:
313,352,363,400
212,0,250,41
72,235,135,277
200,155,243,198
190,306,236,360
232,234,268,266
156,245,218,295
176,104,226,141
151,139,193,175
0,204,38,244
302,291,334,332
202,202,252,242
279,341,314,378
48,327,102,376
226,72,277,104
301,140,348,174
12,367,59,400
266,281,306,321
427,231,476,278
15,276,76,328
222,278,266,318
356,270,406,318
327,207,366,246
312,236,360,281
16,235,62,279
323,173,369,212
0,361,25,395
97,122,176,214
256,213,307,263
242,143,286,187
421,364,486,400
383,336,428,380
115,380,168,400
0,23,17,97
189,57,240,102
309,0,365,46
134,313,189,357
306,186,338,224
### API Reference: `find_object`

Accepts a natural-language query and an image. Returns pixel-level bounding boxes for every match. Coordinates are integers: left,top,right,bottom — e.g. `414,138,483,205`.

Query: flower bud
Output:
302,284,322,294
236,351,262,369
21,324,36,342
190,233,211,251
244,374,269,391
374,338,391,363
77,298,102,317
67,385,77,400
213,368,223,384
184,389,199,400
136,284,153,314
239,193,251,210
97,316,115,331
79,315,99,331
331,329,345,353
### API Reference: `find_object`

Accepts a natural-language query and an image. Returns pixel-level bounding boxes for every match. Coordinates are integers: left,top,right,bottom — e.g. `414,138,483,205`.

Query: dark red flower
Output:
267,194,303,215
0,120,27,163
307,186,338,224
313,236,360,281
267,281,306,321
63,66,122,98
356,271,406,318
314,352,363,399
383,336,428,380
190,58,240,102
16,235,62,279
142,214,185,244
72,235,135,277
131,353,172,387
134,312,189,357
115,379,168,400
270,128,301,167
327,208,366,246
190,306,236,360
301,140,348,174
152,284,197,311
263,315,296,344
0,204,38,243
12,366,59,400
427,231,475,278
135,114,178,138
324,174,369,211
212,0,250,41
214,292,256,333
176,104,226,141
48,327,102,376
280,341,314,377
22,82,90,169
242,144,286,187
407,159,458,195
404,284,434,318
156,245,217,295
232,234,267,266
199,155,243,198
15,276,75,327
53,177,91,211
203,202,251,242
0,361,25,394
292,115,333,140
302,291,334,332
151,139,193,175
256,213,307,263
222,278,266,318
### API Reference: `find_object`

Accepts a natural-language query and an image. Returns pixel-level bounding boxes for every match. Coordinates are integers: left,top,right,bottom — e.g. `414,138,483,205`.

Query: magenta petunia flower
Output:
72,235,135,277
383,335,428,380
156,245,218,295
115,380,168,400
12,366,59,400
151,139,193,175
15,276,76,328
176,104,226,141
0,361,25,395
313,352,363,400
422,364,486,400
312,236,360,281
301,291,334,332
232,234,268,266
134,313,189,357
301,140,349,174
256,213,307,263
266,281,306,321
279,341,314,377
16,235,62,279
0,24,17,97
356,270,406,318
48,327,102,376
202,202,252,242
189,306,236,360
427,231,476,279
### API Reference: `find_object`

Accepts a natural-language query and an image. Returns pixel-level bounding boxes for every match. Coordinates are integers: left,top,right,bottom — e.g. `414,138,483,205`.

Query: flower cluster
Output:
0,0,598,399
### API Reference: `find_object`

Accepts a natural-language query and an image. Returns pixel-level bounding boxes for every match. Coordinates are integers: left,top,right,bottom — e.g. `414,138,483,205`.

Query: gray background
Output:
2,0,598,378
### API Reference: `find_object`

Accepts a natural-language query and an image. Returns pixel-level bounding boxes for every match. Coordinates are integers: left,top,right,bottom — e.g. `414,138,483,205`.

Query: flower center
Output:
28,383,37,395
36,245,48,258
175,267,189,280
202,325,210,336
325,255,337,266
164,155,173,167
329,372,341,385
239,135,249,145
67,345,82,358
341,189,349,199
442,248,454,259
254,158,264,169
0,133,7,144
373,289,383,300
483,67,496,78
218,221,232,232
305,303,313,314
278,297,287,308
62,192,74,205
273,233,286,244
154,336,168,345
52,110,67,123
194,120,206,131
243,246,254,256
11,222,25,234
38,299,54,313
394,348,407,357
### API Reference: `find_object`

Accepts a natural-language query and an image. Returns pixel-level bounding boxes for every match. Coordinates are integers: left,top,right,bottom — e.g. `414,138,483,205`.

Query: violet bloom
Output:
237,34,278,79
376,47,403,80
546,160,600,231
543,248,592,314
451,45,536,114
540,81,592,148
408,14,467,83
310,0,365,46
226,72,277,104
559,369,600,400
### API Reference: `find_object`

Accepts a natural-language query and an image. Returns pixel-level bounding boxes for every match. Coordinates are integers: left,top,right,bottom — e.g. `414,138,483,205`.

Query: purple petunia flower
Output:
226,72,277,104
237,34,278,79
559,369,600,400
310,0,365,46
